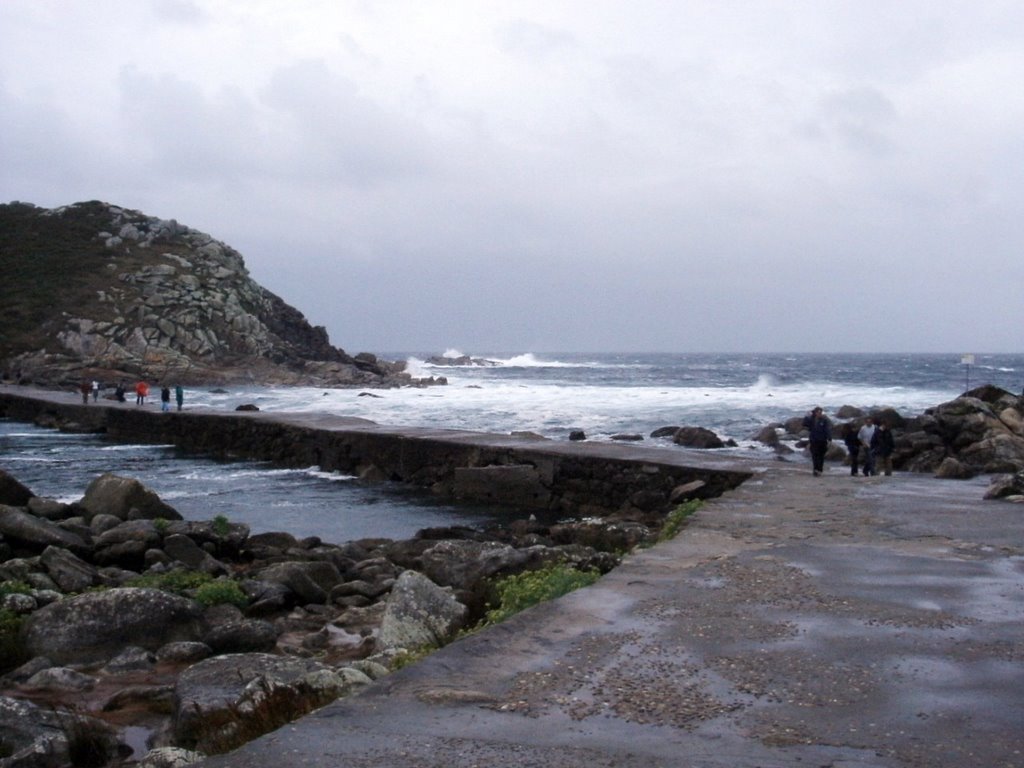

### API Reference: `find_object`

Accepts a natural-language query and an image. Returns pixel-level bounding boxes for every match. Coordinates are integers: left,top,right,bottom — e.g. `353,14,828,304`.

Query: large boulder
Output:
92,519,162,569
984,470,1024,501
0,468,33,506
0,504,91,556
254,561,341,605
79,473,182,521
376,570,468,652
673,426,727,449
21,587,204,665
957,433,1024,474
202,618,279,654
172,653,348,751
418,540,530,592
163,533,228,575
0,695,122,768
39,545,103,592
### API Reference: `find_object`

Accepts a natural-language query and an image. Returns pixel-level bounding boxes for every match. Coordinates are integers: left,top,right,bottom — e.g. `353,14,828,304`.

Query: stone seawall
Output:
0,388,756,517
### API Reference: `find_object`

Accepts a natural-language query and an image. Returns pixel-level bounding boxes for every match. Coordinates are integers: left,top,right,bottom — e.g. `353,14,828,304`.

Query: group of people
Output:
803,407,894,477
78,379,99,403
79,379,184,411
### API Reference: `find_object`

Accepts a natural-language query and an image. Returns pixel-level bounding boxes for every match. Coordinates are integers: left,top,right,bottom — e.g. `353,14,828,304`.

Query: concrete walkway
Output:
200,465,1024,768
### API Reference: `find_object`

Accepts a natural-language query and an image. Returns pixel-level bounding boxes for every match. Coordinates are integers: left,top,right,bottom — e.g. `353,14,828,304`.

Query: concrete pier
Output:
0,386,758,518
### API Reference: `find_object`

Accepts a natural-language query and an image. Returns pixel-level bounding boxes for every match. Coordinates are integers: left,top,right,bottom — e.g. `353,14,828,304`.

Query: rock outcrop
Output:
0,201,424,389
778,386,1024,479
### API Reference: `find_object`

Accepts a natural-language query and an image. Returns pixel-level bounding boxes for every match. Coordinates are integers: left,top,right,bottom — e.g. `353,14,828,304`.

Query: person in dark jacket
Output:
871,421,896,476
803,406,832,476
843,422,861,476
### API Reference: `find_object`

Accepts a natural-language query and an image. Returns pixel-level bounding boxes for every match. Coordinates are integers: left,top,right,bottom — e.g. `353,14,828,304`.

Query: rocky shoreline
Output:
2,384,1024,768
0,466,640,768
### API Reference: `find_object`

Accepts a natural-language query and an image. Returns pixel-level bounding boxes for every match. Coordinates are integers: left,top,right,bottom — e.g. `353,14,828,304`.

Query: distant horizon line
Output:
373,350,1021,357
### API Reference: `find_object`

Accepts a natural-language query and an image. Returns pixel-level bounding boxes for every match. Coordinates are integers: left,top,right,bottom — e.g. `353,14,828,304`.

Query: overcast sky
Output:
1,1,1021,355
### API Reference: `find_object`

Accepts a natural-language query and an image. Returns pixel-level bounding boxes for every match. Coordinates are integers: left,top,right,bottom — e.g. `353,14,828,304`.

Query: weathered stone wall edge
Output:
0,390,754,517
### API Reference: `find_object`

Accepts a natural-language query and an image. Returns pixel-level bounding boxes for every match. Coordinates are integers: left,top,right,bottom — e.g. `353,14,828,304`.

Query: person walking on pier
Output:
160,385,171,412
79,380,91,404
872,420,896,476
175,384,184,411
803,406,832,476
135,380,149,406
842,422,861,475
91,380,99,402
858,416,877,476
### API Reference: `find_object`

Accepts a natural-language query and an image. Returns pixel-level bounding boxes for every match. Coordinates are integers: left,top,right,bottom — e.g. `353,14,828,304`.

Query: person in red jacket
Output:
135,380,149,405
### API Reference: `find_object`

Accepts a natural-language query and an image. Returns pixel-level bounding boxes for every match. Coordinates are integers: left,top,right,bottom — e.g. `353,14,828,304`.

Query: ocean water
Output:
2,352,1020,543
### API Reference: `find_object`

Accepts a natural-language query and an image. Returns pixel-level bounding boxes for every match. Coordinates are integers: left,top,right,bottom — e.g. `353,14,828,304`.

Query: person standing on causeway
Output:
858,416,877,476
803,406,832,476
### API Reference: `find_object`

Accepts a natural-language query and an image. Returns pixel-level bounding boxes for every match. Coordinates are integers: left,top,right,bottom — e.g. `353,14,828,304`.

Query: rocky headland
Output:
0,201,434,390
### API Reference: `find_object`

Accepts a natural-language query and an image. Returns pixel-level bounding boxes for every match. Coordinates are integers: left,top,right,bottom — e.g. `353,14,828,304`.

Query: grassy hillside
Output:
0,201,128,358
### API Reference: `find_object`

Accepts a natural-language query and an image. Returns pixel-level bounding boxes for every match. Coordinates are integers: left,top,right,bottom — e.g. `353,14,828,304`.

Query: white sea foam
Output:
183,375,955,444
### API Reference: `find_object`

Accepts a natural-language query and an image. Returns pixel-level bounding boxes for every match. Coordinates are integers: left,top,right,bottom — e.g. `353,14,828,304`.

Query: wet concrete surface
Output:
198,465,1024,768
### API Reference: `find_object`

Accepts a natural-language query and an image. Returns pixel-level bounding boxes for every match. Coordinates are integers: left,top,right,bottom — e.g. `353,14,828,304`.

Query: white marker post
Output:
961,354,975,393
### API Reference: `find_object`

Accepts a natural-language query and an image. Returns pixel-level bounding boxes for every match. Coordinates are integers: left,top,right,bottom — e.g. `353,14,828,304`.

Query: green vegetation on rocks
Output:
657,499,703,543
483,564,601,626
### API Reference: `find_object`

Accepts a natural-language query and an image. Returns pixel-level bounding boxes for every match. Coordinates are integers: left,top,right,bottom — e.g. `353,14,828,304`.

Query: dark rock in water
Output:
0,468,33,506
650,426,681,439
752,426,780,446
836,405,863,419
568,429,587,441
424,355,498,367
784,415,808,436
673,426,726,449
611,433,643,441
235,403,260,411
80,473,182,522
869,407,907,429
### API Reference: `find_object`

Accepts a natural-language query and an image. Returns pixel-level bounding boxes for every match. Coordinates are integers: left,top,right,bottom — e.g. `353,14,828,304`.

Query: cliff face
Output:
0,201,413,387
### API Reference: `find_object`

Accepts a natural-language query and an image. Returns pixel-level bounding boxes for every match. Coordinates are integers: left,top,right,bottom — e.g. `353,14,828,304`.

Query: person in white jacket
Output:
858,416,877,476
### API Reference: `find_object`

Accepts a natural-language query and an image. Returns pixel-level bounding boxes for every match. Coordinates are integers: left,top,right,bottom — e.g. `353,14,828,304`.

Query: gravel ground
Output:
200,464,1024,768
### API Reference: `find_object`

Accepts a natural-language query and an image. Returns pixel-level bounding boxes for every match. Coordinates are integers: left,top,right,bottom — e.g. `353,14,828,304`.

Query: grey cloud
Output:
259,59,432,186
152,0,206,25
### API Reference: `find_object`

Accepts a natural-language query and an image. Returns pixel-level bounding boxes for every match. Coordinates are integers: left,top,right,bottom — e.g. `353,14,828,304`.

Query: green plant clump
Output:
212,515,231,535
484,564,600,626
127,569,213,594
657,499,703,543
194,579,249,609
0,580,33,597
